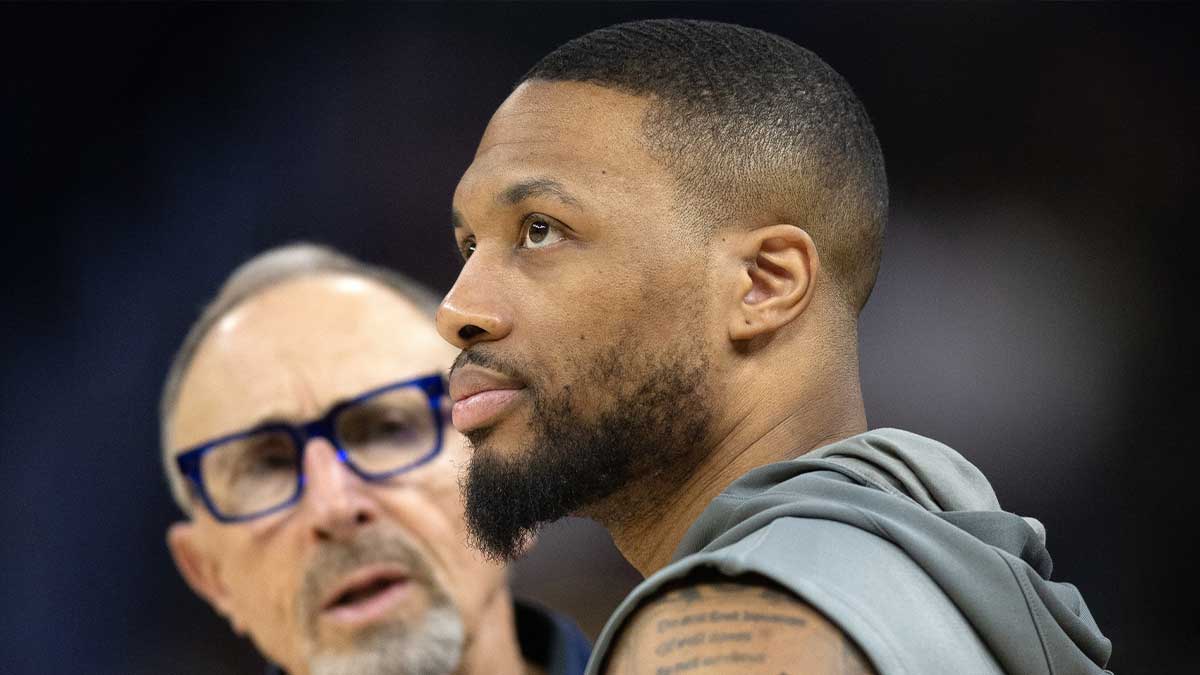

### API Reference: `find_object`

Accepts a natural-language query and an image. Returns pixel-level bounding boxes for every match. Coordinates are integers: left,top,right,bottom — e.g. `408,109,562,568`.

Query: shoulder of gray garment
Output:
584,428,1112,675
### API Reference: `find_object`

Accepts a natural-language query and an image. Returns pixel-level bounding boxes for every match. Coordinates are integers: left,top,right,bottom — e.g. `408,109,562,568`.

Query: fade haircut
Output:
521,19,888,312
159,242,442,513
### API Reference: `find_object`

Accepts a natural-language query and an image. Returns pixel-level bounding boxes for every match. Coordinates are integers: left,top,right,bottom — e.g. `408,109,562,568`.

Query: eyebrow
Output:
451,177,582,231
236,390,356,435
499,177,581,208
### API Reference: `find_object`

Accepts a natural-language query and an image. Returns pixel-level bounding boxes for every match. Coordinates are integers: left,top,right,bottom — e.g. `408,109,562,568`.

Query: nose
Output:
436,257,513,349
301,437,377,542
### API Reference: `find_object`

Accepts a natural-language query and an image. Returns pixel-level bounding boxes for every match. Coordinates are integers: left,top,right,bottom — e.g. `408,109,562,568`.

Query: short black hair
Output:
521,19,887,313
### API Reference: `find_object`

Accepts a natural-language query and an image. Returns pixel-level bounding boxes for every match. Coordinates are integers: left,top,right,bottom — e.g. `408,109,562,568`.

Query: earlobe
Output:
167,522,241,631
728,225,819,342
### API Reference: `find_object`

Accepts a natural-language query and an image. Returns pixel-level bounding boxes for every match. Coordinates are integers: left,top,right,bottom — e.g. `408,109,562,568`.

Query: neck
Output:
457,585,541,675
603,347,867,577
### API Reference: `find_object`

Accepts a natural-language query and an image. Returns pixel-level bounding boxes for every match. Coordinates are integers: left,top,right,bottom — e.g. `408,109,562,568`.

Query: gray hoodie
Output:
584,429,1112,674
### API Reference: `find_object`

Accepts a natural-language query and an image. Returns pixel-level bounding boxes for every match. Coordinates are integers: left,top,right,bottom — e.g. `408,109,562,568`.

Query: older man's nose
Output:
302,438,376,542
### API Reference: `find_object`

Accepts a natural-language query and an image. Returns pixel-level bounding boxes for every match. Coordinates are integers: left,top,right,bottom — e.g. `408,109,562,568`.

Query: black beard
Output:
460,342,712,562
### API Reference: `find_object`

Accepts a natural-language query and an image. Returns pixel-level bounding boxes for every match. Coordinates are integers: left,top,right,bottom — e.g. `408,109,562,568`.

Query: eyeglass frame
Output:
174,373,447,524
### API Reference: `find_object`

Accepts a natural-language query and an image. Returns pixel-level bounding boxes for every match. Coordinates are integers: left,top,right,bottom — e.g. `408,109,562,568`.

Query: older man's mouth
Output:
320,564,412,627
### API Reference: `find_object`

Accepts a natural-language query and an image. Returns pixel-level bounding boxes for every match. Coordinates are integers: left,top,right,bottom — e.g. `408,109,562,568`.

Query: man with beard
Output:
438,19,1112,675
161,243,590,675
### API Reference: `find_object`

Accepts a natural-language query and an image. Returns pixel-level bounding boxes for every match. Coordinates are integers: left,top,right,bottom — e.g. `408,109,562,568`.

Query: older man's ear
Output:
167,522,246,635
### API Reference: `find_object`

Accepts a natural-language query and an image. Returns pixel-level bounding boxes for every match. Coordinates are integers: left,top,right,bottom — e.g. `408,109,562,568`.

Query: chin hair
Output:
462,339,712,562
308,603,464,675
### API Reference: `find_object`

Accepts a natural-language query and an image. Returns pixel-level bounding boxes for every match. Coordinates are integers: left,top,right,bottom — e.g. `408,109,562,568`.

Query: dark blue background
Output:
3,3,1195,673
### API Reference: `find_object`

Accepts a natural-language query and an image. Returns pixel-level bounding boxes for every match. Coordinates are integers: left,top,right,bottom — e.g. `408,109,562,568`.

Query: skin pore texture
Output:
440,81,873,672
165,274,539,675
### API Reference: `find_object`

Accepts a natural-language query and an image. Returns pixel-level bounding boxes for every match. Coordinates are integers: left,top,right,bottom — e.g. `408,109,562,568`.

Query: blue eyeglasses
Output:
175,374,446,523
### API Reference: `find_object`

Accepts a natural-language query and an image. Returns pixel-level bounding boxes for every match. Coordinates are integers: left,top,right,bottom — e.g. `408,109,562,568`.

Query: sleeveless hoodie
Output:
586,429,1112,674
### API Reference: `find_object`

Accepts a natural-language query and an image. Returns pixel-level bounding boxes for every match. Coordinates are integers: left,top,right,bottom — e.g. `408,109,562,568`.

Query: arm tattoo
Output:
605,577,876,675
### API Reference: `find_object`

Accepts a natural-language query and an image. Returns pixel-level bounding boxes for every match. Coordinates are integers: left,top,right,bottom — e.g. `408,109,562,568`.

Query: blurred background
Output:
3,2,1196,673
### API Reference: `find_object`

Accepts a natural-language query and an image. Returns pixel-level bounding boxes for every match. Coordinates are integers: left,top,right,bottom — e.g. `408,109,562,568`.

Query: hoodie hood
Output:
654,428,1111,675
807,428,1049,547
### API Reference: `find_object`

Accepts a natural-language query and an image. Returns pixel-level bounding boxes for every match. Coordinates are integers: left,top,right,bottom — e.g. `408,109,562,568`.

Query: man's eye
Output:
520,215,566,250
241,442,295,476
458,236,477,260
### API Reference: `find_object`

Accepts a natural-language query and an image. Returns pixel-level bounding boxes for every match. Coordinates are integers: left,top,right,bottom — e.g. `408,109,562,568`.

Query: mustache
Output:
299,528,440,622
450,348,530,386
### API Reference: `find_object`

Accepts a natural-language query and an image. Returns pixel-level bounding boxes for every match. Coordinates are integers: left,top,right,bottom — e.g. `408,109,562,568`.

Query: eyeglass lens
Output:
199,385,437,518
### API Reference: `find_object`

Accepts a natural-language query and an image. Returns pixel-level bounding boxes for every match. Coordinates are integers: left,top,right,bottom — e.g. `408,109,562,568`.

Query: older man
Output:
438,18,1111,675
161,243,590,675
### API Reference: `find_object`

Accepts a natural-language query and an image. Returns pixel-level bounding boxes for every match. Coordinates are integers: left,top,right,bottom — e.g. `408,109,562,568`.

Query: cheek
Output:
384,465,470,570
515,282,639,374
532,254,695,347
438,433,473,482
381,453,504,616
220,530,305,642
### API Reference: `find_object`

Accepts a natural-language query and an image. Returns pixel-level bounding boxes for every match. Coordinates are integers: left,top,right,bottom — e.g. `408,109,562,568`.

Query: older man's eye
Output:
520,215,566,250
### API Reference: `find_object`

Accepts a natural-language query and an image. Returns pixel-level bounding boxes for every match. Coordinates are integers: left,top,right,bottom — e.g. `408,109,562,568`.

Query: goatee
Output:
460,341,712,561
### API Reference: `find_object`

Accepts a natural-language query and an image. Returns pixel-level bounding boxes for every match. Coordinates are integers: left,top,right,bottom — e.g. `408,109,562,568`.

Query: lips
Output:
320,564,412,627
448,364,525,432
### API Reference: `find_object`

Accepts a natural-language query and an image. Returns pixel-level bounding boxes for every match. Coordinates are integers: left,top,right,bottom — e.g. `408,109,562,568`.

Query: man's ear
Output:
167,521,244,634
727,224,820,341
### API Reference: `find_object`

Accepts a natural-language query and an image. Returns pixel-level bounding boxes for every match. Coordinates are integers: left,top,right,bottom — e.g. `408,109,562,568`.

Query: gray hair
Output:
309,603,464,675
160,242,442,513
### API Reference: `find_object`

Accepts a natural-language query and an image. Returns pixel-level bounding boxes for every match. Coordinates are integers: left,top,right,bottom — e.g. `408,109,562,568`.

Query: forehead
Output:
170,274,453,449
454,81,663,213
